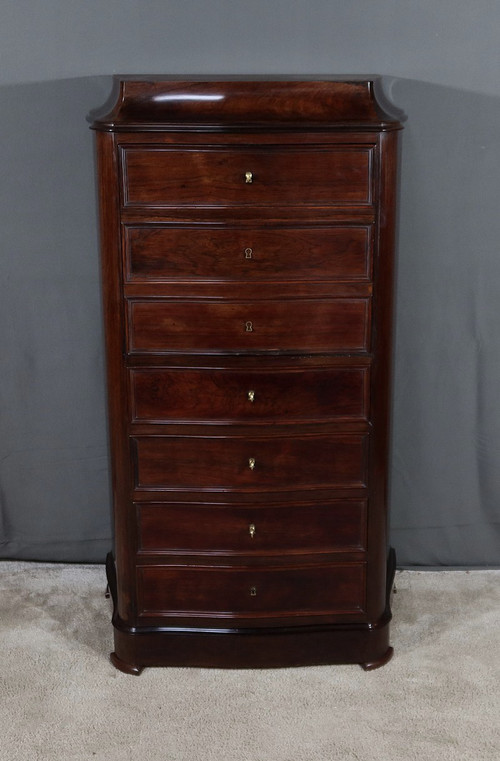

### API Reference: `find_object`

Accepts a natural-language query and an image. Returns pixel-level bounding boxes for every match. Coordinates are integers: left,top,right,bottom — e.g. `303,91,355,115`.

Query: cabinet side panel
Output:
96,131,135,622
366,129,399,619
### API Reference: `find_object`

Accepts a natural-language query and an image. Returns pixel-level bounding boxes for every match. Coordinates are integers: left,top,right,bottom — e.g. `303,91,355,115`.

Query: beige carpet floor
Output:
0,563,498,761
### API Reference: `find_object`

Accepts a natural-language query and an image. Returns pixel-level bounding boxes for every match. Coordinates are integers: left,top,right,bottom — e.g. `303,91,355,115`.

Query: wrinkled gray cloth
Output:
0,77,499,565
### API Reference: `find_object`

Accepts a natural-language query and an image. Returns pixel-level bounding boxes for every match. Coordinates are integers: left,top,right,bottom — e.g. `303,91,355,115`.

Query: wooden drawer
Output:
137,563,366,617
121,146,373,207
137,500,367,555
133,433,368,491
124,225,372,282
127,298,371,354
130,365,369,423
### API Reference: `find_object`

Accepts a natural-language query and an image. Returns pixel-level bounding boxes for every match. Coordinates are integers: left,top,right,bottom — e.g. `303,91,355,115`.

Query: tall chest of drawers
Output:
90,78,403,674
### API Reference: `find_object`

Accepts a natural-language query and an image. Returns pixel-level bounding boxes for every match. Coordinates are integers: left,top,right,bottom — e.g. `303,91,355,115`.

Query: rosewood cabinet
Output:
90,77,403,674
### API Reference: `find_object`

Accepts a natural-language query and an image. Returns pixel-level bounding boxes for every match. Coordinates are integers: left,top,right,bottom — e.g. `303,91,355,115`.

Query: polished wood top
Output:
89,77,404,132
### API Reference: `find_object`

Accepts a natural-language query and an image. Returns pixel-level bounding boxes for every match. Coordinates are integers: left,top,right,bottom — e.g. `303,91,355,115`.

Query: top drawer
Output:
120,146,373,208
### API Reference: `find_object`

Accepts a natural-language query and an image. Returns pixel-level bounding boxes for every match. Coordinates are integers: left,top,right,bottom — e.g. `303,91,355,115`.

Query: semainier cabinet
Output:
89,77,403,674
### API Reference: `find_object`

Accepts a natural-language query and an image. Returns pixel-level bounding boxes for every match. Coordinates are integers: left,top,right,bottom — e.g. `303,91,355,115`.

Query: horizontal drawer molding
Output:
126,353,372,370
123,281,372,302
124,224,373,283
121,207,377,226
130,365,370,424
133,433,368,492
120,146,373,208
127,298,371,354
137,563,366,618
136,499,367,555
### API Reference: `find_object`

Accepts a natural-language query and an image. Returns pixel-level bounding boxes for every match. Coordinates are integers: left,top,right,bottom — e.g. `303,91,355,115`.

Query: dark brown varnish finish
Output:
121,146,372,207
137,499,367,555
128,298,371,354
130,365,369,423
133,433,368,491
124,225,372,282
90,77,403,675
137,564,366,619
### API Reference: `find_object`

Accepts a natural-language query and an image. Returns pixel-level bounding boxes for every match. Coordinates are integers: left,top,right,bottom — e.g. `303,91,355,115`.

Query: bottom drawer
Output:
137,563,366,618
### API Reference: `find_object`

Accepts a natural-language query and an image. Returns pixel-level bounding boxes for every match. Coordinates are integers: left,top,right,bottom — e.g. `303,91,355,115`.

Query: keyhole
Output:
245,247,253,259
245,321,253,332
250,586,257,597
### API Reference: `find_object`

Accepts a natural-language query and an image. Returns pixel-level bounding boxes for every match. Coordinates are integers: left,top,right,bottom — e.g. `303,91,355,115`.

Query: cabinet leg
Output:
110,651,144,676
360,645,394,670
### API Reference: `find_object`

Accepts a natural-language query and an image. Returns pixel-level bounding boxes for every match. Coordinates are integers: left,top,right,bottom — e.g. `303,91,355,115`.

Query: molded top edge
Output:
88,76,404,131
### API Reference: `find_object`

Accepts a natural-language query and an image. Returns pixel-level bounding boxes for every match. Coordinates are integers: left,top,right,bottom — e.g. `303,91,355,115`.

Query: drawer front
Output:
121,147,372,207
124,225,372,282
137,563,366,617
128,299,371,354
133,434,368,491
137,500,367,555
130,366,369,423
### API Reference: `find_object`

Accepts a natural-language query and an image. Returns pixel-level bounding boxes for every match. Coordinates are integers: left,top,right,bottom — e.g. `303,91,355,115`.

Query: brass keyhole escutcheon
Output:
244,247,253,259
247,389,255,403
248,457,256,470
245,321,253,332
250,586,257,597
249,523,256,539
245,171,253,184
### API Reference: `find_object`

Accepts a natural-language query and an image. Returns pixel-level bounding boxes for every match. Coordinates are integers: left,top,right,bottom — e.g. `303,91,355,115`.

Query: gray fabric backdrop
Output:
1,1,499,566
